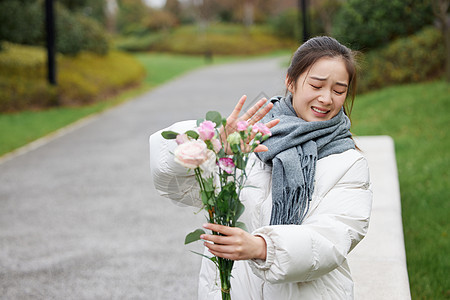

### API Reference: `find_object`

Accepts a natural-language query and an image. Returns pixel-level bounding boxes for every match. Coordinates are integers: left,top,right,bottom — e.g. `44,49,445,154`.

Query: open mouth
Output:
311,106,330,114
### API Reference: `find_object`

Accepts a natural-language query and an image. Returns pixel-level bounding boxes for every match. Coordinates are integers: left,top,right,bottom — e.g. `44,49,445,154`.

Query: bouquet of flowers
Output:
161,111,271,300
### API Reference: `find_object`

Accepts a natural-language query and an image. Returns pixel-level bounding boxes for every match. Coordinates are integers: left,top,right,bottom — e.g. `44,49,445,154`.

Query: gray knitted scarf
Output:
256,95,355,225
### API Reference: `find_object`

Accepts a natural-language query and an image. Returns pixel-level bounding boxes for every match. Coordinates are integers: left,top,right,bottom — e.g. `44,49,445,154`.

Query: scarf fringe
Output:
270,185,312,225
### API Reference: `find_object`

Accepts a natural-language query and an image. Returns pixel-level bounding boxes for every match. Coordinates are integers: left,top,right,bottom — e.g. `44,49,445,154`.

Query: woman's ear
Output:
285,76,294,93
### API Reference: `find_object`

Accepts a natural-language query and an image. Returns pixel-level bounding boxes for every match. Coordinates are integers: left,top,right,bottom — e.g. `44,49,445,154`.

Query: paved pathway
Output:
0,57,410,299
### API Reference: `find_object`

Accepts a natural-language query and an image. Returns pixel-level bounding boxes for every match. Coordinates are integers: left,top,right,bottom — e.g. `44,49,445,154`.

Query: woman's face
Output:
286,57,349,122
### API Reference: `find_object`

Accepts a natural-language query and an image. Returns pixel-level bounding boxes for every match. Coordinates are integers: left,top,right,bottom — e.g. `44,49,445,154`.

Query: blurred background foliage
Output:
0,0,449,298
0,0,446,112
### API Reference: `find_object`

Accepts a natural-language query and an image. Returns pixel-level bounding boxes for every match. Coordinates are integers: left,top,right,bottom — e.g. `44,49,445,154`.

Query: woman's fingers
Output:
228,95,247,122
248,101,274,125
253,145,269,153
202,234,229,244
227,96,276,129
203,223,234,235
241,98,269,124
266,118,280,129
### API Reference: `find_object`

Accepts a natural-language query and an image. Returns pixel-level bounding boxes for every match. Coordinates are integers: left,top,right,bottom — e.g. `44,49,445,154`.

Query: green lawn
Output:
351,80,450,299
133,52,243,87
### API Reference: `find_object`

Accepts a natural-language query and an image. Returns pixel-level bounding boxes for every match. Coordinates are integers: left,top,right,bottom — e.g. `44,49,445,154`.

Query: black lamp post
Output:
45,0,56,85
299,0,309,43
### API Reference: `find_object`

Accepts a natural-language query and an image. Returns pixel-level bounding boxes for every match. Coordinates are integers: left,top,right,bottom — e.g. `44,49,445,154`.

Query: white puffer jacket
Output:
150,120,372,300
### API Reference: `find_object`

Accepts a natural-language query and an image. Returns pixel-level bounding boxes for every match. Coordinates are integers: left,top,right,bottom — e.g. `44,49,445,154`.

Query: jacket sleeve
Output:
149,120,203,207
248,154,372,284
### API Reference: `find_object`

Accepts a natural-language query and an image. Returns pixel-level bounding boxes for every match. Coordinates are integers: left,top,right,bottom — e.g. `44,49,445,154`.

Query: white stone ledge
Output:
348,136,411,300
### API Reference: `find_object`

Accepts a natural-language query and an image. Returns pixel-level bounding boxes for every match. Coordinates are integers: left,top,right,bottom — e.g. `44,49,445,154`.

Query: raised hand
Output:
222,95,279,153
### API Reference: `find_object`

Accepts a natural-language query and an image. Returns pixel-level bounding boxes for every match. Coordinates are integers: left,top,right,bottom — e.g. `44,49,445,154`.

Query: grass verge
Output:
351,80,449,299
0,43,145,111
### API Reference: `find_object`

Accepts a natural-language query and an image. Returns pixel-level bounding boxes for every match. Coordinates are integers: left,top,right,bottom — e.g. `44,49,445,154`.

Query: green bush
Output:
358,27,444,93
269,10,301,41
333,0,434,50
55,3,110,56
0,0,44,45
0,43,145,112
118,24,296,55
0,0,109,56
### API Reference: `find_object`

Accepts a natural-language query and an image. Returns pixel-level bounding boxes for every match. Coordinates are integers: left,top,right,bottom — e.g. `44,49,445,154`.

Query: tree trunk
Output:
445,26,450,82
105,0,118,34
432,0,450,82
243,0,254,28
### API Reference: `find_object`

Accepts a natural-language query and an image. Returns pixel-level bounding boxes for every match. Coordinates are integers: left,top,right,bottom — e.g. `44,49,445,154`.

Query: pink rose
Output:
252,123,271,136
218,157,235,174
175,133,190,145
198,121,216,141
211,138,222,153
237,120,249,131
174,140,208,169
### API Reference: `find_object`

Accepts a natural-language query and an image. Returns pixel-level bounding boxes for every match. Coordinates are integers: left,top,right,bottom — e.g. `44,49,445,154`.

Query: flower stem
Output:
218,257,233,300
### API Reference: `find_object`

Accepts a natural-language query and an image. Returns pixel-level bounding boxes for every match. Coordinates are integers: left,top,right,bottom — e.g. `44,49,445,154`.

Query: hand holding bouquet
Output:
161,96,278,299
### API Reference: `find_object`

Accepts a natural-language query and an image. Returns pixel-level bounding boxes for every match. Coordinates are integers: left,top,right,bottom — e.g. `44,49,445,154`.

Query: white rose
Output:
174,140,208,169
200,149,217,177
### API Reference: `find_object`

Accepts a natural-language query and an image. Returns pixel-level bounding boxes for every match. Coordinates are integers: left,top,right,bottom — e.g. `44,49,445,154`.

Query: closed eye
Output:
334,90,346,95
310,84,321,89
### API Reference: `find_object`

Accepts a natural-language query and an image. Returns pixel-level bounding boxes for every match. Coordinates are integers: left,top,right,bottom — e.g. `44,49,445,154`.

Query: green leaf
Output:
216,194,229,212
196,118,205,127
185,229,205,244
190,251,219,267
218,148,226,157
186,130,199,140
235,202,245,220
235,155,245,170
206,111,222,126
230,144,239,154
235,221,248,232
204,178,215,192
161,130,179,139
201,191,209,205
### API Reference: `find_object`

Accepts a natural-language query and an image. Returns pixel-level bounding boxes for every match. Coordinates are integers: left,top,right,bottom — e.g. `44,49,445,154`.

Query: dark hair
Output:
286,36,358,117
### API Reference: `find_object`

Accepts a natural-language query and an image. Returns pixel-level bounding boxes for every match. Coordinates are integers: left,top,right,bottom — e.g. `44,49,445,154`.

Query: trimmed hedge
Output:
359,27,445,93
115,24,296,55
0,43,145,112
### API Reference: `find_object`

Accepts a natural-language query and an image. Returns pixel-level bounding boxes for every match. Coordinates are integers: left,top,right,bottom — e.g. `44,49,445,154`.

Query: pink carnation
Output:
198,121,216,141
218,157,235,174
237,120,249,132
252,123,271,136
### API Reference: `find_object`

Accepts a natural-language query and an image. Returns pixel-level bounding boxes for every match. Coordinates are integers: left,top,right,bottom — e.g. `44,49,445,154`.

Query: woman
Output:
150,36,372,299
